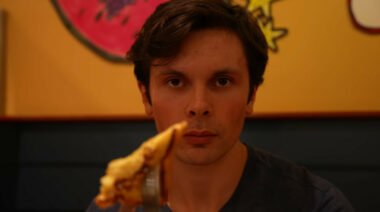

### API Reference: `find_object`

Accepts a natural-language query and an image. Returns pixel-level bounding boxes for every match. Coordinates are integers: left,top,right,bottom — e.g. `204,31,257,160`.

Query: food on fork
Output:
95,121,187,208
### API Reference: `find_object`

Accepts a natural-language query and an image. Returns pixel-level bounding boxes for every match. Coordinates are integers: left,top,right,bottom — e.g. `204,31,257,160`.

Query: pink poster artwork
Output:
52,0,169,62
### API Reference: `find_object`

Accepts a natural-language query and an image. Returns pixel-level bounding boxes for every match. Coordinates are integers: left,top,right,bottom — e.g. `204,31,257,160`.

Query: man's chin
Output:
174,148,226,166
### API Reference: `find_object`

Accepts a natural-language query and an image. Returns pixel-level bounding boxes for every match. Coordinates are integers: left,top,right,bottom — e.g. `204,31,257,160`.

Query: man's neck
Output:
168,142,248,212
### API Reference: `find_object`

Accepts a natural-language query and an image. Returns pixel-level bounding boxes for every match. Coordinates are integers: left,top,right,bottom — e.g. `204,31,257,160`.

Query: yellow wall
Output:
256,0,380,113
0,0,379,117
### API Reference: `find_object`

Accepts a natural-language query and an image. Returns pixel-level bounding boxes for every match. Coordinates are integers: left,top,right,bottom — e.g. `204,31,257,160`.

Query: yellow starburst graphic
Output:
230,0,287,52
247,0,273,17
257,20,287,51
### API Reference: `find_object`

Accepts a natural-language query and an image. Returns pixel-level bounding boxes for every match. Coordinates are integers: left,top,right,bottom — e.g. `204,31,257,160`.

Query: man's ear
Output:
138,82,153,116
245,86,257,115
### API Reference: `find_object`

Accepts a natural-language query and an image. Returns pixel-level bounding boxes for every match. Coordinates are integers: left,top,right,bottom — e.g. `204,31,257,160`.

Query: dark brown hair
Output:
127,0,268,103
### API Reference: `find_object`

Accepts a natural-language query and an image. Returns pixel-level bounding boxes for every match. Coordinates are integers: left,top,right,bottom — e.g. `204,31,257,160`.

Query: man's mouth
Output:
183,129,217,145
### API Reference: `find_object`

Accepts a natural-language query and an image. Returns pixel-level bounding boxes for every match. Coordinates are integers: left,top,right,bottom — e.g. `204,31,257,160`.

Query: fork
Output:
142,165,161,212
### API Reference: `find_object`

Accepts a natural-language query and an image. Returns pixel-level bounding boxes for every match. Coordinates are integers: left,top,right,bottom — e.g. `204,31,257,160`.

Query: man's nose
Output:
186,88,212,117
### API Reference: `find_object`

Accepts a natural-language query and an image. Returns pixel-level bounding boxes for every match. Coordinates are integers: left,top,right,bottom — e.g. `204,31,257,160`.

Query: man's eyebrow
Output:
157,68,242,77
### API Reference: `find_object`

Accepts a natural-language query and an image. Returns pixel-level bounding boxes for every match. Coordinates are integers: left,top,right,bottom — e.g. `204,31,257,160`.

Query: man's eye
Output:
216,77,231,87
168,78,182,87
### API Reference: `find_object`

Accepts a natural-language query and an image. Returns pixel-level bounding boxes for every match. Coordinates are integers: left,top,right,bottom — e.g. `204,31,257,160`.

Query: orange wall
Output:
0,0,379,117
256,0,380,113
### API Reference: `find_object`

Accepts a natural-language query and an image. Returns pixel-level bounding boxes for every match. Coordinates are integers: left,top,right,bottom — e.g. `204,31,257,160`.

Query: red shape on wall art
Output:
51,0,169,62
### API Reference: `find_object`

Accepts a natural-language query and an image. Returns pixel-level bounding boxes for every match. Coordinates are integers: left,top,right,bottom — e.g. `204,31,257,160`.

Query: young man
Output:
88,0,354,211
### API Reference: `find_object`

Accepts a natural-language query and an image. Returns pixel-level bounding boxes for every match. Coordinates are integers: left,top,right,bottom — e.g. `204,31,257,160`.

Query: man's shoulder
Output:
247,146,314,187
242,145,355,211
247,146,346,194
240,146,315,210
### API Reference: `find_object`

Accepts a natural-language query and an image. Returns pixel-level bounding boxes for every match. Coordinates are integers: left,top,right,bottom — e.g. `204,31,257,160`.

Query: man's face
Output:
139,29,255,165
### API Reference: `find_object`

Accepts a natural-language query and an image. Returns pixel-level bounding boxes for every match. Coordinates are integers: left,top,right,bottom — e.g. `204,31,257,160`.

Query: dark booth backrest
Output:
1,117,380,211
